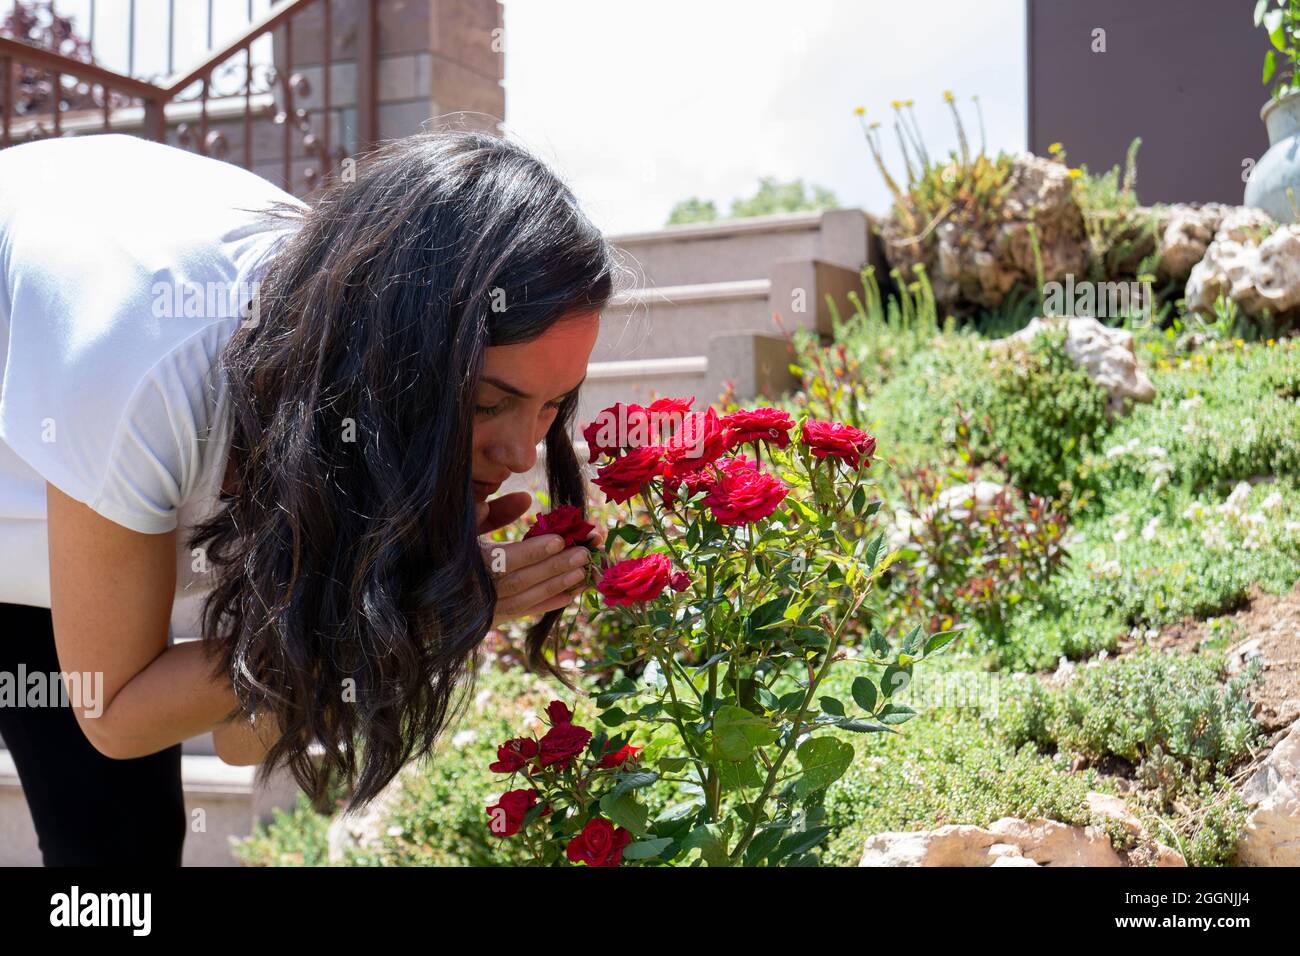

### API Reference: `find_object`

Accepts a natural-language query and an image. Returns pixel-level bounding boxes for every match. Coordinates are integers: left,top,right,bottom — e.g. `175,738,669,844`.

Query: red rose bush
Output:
487,397,956,866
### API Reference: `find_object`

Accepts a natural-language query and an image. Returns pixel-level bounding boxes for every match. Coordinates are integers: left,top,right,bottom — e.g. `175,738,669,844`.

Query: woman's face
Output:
471,311,600,500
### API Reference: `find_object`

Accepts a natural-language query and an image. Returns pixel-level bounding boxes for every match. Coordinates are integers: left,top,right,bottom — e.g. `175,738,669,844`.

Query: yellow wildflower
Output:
1048,142,1063,154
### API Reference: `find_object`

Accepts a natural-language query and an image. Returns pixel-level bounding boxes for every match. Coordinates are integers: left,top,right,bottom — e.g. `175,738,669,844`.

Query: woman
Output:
0,129,614,865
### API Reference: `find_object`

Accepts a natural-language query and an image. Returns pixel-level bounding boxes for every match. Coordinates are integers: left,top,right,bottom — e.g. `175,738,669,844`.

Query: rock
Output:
1185,222,1300,323
1226,637,1264,677
887,480,1008,550
1238,719,1300,866
860,817,1114,867
1086,791,1144,837
860,802,1188,867
879,153,1088,314
859,825,1000,866
1156,203,1230,283
935,480,1007,521
986,816,1124,866
998,315,1156,414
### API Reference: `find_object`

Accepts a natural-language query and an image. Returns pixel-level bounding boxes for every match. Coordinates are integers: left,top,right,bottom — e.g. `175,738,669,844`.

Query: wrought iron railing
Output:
0,0,378,197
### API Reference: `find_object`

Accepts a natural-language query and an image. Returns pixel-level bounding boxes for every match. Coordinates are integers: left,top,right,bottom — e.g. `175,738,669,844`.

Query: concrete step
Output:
596,260,861,364
610,208,871,288
0,745,301,866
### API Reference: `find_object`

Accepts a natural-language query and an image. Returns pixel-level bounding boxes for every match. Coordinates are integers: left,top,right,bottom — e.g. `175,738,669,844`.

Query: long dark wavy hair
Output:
188,129,616,814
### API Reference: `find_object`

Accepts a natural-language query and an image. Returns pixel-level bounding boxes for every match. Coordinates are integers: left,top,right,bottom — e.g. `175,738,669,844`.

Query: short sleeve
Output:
0,317,234,536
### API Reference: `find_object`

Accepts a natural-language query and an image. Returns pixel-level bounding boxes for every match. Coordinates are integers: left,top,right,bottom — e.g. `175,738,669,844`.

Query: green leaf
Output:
743,825,787,866
833,718,893,734
655,800,703,824
610,772,659,798
773,825,831,861
878,703,917,726
598,791,650,837
749,595,791,630
599,706,629,727
851,676,878,713
1264,48,1278,84
622,837,674,861
793,736,854,797
657,755,691,773
924,627,962,656
788,363,804,378
819,695,845,717
716,754,765,790
694,651,729,672
881,663,912,699
711,704,779,761
783,592,814,622
681,824,730,867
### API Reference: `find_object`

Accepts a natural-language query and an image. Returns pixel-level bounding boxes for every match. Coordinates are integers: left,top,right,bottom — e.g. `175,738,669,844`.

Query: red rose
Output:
565,817,634,867
582,399,691,460
662,408,730,480
581,403,640,461
536,722,593,769
597,553,672,606
523,506,596,549
801,420,876,469
488,736,539,774
593,445,664,503
596,743,643,770
486,789,541,837
668,570,691,592
640,396,695,443
545,700,573,726
702,460,789,525
723,407,794,450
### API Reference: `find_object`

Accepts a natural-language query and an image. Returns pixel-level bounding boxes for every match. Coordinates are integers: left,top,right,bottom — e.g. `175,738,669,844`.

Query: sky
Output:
10,0,1027,235
500,0,1028,234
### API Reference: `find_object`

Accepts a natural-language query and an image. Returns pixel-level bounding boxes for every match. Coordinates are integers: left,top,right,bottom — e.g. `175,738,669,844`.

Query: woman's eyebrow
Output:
481,375,586,402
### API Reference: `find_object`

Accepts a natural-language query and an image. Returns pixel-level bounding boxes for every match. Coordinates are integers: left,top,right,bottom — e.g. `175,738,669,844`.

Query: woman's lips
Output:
473,480,501,499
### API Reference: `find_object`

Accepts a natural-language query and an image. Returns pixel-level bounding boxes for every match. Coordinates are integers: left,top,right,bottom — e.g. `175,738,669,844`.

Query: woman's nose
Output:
490,428,539,475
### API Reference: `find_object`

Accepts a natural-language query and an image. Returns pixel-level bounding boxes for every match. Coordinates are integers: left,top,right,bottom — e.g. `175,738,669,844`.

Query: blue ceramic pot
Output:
1245,90,1300,223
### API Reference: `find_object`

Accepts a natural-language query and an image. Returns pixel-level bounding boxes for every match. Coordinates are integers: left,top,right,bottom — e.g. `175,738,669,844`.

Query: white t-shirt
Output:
0,133,306,641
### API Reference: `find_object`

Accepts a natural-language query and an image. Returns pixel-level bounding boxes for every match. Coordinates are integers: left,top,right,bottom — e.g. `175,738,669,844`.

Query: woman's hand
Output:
476,491,604,628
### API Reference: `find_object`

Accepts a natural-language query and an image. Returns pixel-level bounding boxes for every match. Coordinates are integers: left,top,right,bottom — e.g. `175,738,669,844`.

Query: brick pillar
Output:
267,0,505,194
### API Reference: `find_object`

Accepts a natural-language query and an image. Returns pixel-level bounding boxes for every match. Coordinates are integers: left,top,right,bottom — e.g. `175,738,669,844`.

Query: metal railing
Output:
0,0,378,196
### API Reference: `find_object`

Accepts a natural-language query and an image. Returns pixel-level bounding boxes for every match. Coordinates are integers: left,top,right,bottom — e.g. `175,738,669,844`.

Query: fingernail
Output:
547,537,564,555
568,549,589,567
564,569,585,586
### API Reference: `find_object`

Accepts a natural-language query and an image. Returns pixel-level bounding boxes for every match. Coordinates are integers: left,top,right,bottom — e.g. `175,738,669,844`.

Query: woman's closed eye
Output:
475,397,566,418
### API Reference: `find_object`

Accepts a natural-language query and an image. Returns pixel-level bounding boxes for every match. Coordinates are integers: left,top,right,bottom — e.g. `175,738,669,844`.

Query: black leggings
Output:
0,602,186,866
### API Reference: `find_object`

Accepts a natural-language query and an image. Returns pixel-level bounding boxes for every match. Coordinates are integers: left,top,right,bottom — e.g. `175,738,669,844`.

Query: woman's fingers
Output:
493,553,589,619
477,491,532,535
494,543,590,601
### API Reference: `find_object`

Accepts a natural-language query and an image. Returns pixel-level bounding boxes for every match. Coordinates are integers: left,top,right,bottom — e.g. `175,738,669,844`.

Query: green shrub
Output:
1080,338,1300,498
1046,481,1300,633
821,703,1100,866
234,793,335,867
996,650,1263,789
954,327,1113,500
